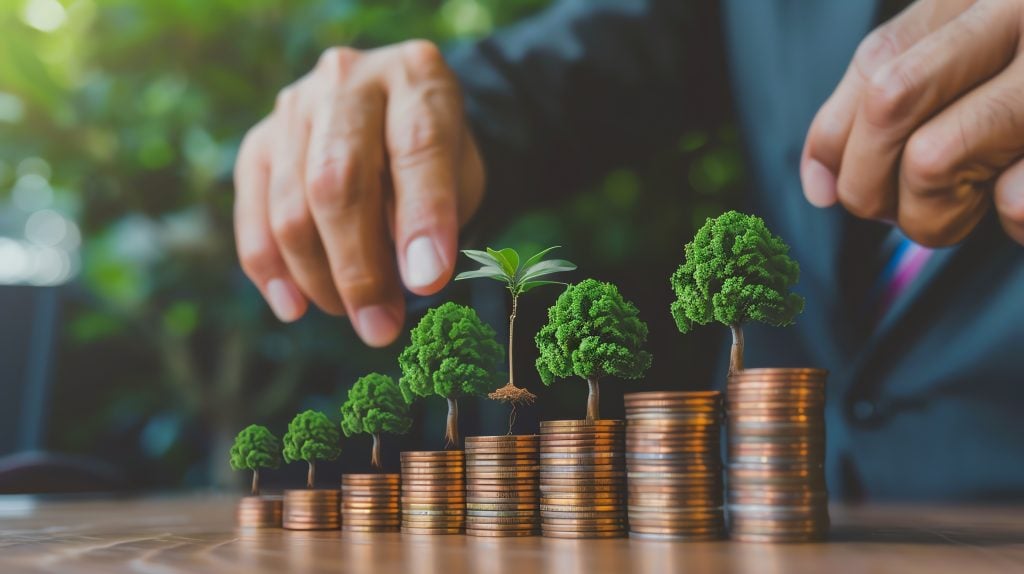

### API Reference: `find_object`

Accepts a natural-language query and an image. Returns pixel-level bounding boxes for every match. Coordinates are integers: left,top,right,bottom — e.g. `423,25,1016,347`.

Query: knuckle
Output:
274,85,299,113
402,39,444,68
901,130,955,191
389,112,449,161
269,205,312,246
238,238,277,280
836,180,890,220
854,28,900,79
318,46,360,79
863,64,915,128
306,154,362,210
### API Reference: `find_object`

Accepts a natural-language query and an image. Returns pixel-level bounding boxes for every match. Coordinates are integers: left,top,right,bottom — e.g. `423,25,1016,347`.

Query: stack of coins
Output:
727,368,829,542
341,474,401,532
464,435,539,537
400,450,465,534
282,489,340,530
624,391,725,541
236,495,282,528
539,420,627,539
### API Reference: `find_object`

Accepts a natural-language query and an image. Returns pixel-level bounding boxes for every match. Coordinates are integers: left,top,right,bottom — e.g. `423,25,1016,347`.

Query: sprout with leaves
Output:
229,424,282,496
535,278,652,421
455,246,576,432
282,410,342,488
670,210,804,375
341,372,412,469
398,302,504,448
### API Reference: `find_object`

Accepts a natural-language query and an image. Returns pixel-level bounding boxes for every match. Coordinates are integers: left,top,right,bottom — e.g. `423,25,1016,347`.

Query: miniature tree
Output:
229,424,282,496
454,246,576,432
340,372,412,469
669,210,804,375
535,278,652,422
398,302,504,448
282,410,342,488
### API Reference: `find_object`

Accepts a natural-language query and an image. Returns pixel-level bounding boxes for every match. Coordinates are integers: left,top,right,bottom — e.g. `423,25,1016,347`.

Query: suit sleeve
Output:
445,0,724,219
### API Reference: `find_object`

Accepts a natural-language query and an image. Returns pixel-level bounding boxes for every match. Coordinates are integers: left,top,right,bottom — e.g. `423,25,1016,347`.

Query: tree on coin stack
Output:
669,210,804,375
281,410,342,531
229,424,283,528
535,278,652,422
340,372,412,469
339,373,409,532
398,301,504,448
455,245,576,432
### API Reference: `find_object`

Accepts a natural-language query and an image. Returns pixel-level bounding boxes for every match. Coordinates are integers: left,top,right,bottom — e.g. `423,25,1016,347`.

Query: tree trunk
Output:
729,324,745,376
508,294,518,387
251,468,260,496
371,433,382,470
445,397,460,449
306,461,315,489
586,377,600,422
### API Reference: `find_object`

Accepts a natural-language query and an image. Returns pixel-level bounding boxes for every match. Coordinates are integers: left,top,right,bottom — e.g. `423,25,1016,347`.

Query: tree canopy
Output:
282,410,341,464
341,373,412,438
670,210,804,332
398,302,504,402
535,278,652,385
228,424,281,472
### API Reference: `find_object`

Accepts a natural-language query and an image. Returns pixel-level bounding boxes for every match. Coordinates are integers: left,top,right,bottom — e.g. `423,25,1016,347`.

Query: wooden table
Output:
1,494,1022,573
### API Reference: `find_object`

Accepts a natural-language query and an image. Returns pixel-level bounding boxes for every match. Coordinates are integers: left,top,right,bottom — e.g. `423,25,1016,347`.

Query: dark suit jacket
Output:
447,0,1024,502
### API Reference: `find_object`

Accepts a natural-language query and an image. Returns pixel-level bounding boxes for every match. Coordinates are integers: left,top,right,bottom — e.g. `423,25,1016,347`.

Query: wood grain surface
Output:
1,494,1023,573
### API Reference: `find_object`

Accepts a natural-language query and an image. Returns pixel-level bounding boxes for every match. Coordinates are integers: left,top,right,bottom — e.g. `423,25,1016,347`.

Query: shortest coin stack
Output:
282,489,340,530
341,474,401,532
539,419,627,539
465,435,539,537
727,368,829,543
237,495,283,528
624,391,725,541
400,450,465,534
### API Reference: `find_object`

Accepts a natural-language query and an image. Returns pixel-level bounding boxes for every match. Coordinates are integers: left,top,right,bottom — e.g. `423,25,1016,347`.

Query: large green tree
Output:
535,278,652,421
282,410,341,488
670,210,804,375
398,302,504,448
229,424,281,496
340,373,412,469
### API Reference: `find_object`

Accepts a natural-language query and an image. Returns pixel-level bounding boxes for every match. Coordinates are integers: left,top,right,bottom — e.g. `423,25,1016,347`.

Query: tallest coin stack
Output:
726,368,829,542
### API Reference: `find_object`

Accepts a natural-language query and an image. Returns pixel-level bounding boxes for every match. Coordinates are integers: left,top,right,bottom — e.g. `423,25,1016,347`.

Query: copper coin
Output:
402,527,464,535
624,390,721,401
539,484,621,493
541,529,625,539
343,473,400,482
540,510,626,519
467,502,537,511
541,419,625,427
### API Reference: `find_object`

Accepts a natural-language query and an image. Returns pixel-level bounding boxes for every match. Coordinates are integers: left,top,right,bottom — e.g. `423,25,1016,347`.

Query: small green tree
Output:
669,210,804,375
535,278,652,422
455,246,576,431
229,424,282,496
398,302,504,448
282,410,342,488
341,373,412,469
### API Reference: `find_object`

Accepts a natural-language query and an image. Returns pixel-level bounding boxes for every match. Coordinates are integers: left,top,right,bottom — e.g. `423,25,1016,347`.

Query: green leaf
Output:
522,245,562,270
519,280,565,293
455,269,510,283
520,259,577,282
487,247,520,277
462,249,503,270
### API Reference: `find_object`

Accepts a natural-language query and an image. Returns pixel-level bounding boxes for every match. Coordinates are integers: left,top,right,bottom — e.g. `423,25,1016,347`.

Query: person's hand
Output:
234,40,485,347
802,0,1024,246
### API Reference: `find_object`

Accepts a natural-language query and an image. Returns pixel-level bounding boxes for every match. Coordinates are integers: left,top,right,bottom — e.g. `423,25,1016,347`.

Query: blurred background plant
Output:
0,0,743,490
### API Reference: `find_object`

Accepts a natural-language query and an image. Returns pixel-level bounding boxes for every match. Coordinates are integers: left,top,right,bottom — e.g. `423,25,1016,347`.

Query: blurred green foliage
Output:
0,0,743,488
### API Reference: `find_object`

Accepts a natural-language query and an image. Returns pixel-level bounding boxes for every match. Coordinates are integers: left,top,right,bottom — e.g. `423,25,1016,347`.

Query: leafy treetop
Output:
398,302,504,403
535,278,652,385
341,373,412,438
282,410,342,464
670,210,804,332
229,424,281,471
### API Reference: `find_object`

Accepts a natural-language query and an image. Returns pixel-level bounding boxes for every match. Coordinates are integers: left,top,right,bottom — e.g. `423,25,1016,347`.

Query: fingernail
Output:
802,158,838,208
405,235,444,289
266,278,304,322
355,305,401,347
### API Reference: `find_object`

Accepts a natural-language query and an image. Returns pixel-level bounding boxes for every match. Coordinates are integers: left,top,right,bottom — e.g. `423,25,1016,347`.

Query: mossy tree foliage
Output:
398,302,504,448
535,278,652,421
670,210,804,374
229,424,281,496
282,410,342,488
340,372,412,469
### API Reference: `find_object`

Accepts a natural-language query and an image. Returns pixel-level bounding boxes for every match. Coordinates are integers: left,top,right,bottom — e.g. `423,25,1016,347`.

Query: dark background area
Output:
0,0,741,492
